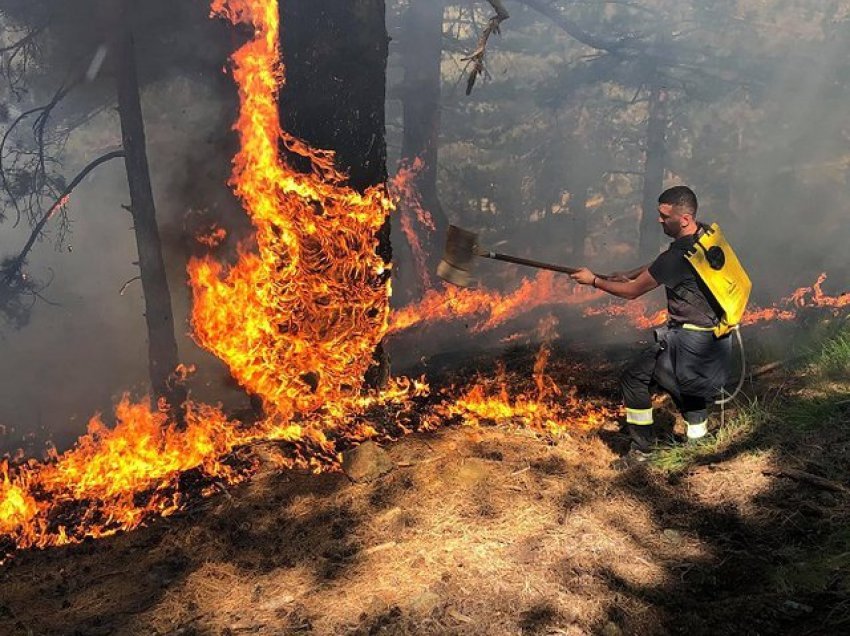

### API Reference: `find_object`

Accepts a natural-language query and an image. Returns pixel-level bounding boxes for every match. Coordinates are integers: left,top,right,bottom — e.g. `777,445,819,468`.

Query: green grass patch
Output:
650,398,774,473
811,329,850,379
770,525,850,595
783,392,846,430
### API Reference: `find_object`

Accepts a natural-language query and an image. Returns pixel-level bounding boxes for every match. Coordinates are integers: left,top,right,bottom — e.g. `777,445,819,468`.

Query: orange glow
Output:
582,297,667,330
389,271,602,334
195,224,228,248
391,157,435,293
190,0,394,421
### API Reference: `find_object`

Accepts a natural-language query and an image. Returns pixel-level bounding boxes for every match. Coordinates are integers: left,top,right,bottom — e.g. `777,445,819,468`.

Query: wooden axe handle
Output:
478,250,580,275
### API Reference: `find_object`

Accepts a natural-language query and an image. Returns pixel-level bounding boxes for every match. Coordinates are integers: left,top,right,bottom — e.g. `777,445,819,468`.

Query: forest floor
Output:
1,322,849,636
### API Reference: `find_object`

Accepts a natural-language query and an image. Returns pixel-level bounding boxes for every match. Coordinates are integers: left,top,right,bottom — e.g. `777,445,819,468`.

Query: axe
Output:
437,225,580,288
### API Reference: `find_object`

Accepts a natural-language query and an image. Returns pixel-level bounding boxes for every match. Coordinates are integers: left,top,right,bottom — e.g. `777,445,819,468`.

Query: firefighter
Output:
570,186,734,457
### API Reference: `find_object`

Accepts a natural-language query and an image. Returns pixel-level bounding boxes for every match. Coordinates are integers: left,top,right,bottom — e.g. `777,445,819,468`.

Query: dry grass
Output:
1,355,849,635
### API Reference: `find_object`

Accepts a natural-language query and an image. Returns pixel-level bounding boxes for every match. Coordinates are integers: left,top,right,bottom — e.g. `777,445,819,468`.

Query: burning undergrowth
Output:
1,0,849,566
0,0,618,560
0,335,620,562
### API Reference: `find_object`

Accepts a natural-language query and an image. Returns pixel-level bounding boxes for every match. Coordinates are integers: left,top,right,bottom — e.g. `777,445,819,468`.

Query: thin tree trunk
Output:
279,0,391,388
400,0,448,288
638,73,667,261
116,9,185,412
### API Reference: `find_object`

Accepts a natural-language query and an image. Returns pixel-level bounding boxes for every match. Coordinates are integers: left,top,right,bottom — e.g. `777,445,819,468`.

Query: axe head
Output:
437,225,479,287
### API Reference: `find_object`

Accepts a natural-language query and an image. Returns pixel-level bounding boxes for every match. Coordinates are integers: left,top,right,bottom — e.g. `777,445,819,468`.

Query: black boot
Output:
627,424,656,453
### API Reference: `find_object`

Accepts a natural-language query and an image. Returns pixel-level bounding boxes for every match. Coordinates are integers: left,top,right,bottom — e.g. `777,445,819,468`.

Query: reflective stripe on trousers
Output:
625,407,653,425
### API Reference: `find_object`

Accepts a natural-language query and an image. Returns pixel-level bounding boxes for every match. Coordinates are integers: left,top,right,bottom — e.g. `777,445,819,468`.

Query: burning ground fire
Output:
389,270,604,334
439,316,615,436
1,0,847,562
390,270,848,336
0,0,614,558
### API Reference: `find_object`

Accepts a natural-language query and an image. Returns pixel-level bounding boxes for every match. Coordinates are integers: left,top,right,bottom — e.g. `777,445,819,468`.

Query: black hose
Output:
715,326,745,406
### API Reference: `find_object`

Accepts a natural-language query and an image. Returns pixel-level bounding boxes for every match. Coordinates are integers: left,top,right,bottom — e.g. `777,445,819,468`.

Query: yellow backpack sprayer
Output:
686,223,751,405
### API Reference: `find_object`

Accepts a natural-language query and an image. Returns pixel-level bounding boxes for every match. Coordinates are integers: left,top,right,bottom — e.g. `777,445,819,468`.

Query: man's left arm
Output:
571,267,659,300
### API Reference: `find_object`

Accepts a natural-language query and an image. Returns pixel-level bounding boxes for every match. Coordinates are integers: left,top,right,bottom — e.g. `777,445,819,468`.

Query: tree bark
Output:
279,0,391,388
399,0,448,296
638,72,667,261
116,8,185,412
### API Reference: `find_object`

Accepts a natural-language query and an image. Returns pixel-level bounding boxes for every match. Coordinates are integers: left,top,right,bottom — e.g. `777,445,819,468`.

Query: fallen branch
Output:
763,467,849,494
463,0,510,95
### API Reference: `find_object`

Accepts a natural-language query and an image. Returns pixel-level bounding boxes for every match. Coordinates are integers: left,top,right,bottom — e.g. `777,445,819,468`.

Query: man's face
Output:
658,203,688,237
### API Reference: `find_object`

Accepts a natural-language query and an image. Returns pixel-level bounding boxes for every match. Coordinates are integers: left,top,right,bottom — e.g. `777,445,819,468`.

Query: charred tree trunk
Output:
400,0,448,291
116,10,185,413
638,74,667,261
279,0,391,388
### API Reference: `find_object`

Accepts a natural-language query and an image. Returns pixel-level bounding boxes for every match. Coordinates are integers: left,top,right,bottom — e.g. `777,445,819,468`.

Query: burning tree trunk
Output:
399,0,449,296
116,6,185,412
279,0,391,388
638,72,667,261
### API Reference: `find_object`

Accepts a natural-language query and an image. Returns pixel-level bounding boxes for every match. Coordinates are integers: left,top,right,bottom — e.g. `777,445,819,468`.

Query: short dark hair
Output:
658,186,698,215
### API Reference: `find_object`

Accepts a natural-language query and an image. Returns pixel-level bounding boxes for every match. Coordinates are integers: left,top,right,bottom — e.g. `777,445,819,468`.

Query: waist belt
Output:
681,323,716,332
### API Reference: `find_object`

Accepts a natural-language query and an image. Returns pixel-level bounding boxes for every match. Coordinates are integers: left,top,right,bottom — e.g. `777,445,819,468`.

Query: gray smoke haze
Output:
3,1,850,452
386,1,850,357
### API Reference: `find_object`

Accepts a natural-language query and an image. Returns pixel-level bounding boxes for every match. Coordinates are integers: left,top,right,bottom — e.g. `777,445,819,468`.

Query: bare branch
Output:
463,0,510,95
0,73,85,228
119,276,141,296
1,150,125,287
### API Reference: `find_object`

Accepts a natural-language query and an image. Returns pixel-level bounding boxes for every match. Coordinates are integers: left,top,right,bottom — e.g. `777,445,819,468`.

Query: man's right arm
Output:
601,264,649,283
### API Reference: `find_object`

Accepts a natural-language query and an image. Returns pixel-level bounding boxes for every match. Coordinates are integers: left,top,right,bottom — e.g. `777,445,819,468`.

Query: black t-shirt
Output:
648,233,722,328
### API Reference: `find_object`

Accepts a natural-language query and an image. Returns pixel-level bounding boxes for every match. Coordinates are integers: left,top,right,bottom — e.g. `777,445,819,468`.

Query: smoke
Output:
3,1,850,453
0,6,242,454
385,0,850,366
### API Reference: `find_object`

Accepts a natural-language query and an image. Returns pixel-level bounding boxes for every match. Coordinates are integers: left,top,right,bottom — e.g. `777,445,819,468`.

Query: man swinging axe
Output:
570,186,744,457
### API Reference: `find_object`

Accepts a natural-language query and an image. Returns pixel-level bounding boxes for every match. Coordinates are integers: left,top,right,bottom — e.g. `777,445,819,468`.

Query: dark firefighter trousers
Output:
620,326,732,449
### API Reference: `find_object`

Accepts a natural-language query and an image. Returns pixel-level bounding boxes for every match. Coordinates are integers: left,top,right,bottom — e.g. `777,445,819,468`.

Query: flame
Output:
389,271,602,334
532,314,561,399
195,224,228,248
0,0,403,554
390,157,436,293
743,273,848,326
437,315,613,437
582,298,667,330
787,272,850,309
190,0,393,421
441,364,613,438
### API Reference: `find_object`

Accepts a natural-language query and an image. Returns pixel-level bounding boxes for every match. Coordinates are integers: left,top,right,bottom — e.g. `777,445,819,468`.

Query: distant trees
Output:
0,0,213,410
386,0,844,272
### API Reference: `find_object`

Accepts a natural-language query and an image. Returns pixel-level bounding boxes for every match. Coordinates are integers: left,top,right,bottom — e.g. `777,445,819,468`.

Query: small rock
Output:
409,589,441,614
783,600,813,614
662,529,685,546
601,621,623,636
341,441,394,483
